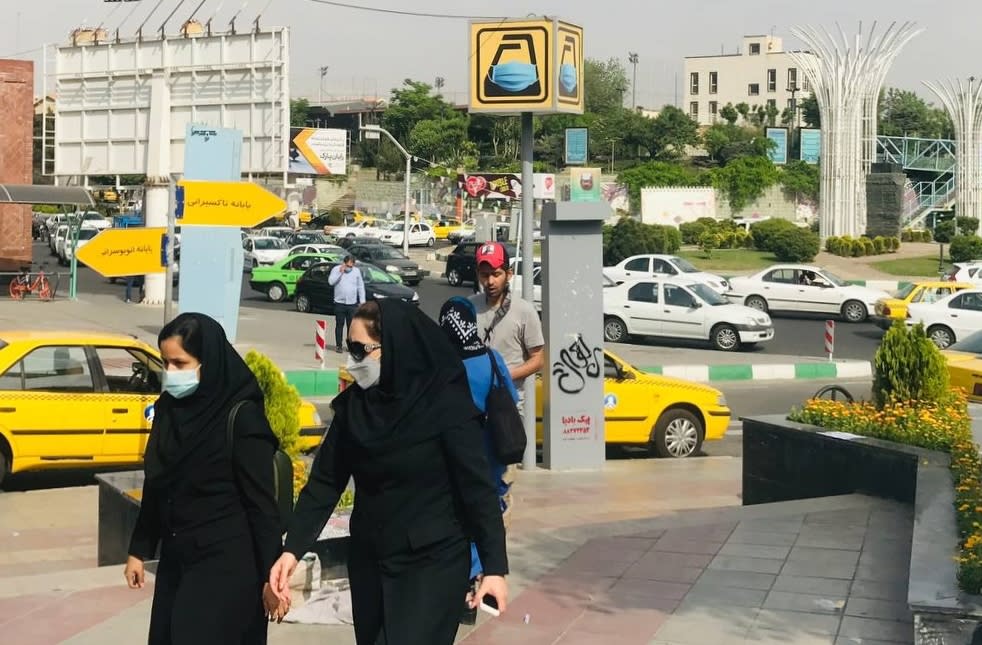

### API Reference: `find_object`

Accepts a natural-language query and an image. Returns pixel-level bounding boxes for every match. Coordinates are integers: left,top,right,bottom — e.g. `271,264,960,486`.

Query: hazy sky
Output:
2,0,977,108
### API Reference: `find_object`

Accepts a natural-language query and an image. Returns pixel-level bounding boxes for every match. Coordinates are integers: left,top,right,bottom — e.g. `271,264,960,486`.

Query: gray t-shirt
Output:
469,293,545,395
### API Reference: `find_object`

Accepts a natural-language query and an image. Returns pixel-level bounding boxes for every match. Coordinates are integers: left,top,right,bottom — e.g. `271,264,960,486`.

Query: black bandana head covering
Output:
439,296,485,359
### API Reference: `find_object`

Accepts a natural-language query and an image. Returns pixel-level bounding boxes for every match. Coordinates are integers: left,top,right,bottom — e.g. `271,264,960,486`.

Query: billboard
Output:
54,28,289,176
800,128,821,164
565,128,588,165
640,187,717,226
766,127,789,165
569,167,602,202
289,128,348,175
459,173,522,200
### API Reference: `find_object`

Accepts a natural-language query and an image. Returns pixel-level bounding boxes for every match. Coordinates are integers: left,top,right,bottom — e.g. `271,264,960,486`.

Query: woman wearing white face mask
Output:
124,313,288,644
269,300,509,644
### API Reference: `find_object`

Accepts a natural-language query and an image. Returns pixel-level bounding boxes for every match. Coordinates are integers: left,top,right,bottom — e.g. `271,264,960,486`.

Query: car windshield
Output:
894,283,917,299
689,283,729,305
819,271,848,287
254,238,285,250
374,247,405,260
671,257,700,273
361,264,398,284
83,213,104,221
388,223,405,232
78,228,100,240
949,330,982,355
293,233,326,243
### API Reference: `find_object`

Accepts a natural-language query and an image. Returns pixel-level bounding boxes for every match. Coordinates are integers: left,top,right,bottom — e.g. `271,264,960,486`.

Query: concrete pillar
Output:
0,60,33,271
143,74,172,305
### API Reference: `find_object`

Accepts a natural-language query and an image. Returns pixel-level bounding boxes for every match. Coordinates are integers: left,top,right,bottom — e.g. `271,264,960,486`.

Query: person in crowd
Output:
438,296,518,625
268,300,508,644
328,255,366,353
124,312,286,644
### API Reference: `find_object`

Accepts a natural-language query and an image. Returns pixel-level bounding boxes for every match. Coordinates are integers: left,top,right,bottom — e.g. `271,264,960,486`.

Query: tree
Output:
469,114,521,167
720,103,739,125
617,161,704,212
735,102,751,123
409,116,478,169
650,106,700,160
780,161,820,202
799,94,820,128
603,217,681,265
244,350,301,458
584,58,629,115
710,156,780,212
702,123,773,165
382,80,455,146
290,98,310,127
878,88,953,139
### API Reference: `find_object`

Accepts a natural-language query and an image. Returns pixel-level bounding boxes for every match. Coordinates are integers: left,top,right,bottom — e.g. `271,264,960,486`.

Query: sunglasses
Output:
347,341,381,361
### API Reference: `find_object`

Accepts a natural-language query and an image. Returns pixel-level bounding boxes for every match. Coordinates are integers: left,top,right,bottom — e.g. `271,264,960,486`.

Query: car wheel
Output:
267,282,287,303
295,294,312,313
711,323,740,352
427,237,435,247
603,316,628,343
0,442,9,487
745,295,768,312
447,268,462,286
841,299,867,323
651,409,703,458
927,324,955,349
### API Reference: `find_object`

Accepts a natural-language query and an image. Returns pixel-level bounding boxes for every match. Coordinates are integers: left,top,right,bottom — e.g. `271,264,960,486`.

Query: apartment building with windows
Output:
683,35,813,126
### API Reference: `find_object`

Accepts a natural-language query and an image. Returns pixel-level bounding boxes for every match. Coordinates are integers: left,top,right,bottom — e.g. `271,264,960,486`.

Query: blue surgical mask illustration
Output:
560,63,578,93
490,61,539,93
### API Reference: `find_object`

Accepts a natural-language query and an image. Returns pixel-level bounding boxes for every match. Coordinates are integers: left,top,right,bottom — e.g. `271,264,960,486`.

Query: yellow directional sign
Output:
175,180,286,227
468,18,584,115
76,227,166,278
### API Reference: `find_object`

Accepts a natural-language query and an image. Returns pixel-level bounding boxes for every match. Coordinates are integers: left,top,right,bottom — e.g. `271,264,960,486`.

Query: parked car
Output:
944,262,982,286
294,261,419,314
906,288,982,348
61,227,101,265
340,348,730,458
337,236,382,250
604,278,774,351
78,211,111,231
513,268,616,313
327,219,384,239
288,243,346,257
872,281,975,330
286,231,331,247
379,222,436,248
942,330,982,402
243,236,290,268
249,252,344,302
604,254,729,294
51,224,69,256
432,220,466,240
726,265,888,323
347,244,421,285
256,226,295,241
0,331,326,484
445,241,518,288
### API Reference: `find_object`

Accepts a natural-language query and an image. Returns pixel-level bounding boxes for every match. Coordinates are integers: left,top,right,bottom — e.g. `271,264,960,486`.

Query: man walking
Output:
328,256,365,352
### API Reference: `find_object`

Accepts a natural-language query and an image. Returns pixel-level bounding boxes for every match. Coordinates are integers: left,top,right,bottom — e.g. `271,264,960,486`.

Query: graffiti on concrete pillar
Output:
552,334,602,395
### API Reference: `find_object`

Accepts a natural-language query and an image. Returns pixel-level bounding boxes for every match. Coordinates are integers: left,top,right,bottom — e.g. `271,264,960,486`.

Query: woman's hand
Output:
263,582,290,623
123,556,145,589
470,574,508,615
269,552,299,601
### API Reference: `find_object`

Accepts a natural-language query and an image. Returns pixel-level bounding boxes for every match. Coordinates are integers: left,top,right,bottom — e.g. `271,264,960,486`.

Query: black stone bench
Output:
743,415,982,645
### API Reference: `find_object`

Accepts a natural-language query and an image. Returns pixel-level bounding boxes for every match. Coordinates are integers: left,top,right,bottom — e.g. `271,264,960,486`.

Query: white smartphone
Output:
479,596,500,617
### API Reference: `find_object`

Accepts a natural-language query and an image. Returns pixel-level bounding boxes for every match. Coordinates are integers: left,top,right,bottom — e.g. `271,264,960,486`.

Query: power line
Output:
303,0,506,20
0,45,44,59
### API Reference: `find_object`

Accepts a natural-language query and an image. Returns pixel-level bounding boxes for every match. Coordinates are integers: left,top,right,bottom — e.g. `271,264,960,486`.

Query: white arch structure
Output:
924,78,982,235
789,22,922,239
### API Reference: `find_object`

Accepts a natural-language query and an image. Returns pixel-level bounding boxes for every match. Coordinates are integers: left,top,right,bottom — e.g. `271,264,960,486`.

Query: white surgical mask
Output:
162,368,200,399
346,354,381,389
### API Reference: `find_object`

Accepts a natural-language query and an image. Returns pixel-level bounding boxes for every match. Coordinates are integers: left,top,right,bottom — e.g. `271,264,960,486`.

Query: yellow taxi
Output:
0,331,325,484
872,281,974,330
340,349,730,458
942,330,982,403
432,219,466,240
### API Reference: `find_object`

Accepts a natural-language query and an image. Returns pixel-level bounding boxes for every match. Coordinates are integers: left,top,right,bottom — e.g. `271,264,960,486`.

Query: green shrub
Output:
825,236,840,254
862,238,875,256
770,227,820,262
935,220,956,244
603,218,681,264
889,236,901,251
750,218,799,252
956,216,980,236
949,235,982,263
699,231,721,257
850,239,866,257
872,236,887,254
872,322,950,408
680,220,708,245
244,350,302,458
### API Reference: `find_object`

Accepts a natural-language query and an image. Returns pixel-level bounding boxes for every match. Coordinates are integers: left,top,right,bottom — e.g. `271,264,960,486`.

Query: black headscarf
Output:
439,296,486,359
332,300,480,453
144,313,267,485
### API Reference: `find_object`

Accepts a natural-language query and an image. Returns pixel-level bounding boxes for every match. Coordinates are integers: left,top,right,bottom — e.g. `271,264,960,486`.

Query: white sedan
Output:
603,278,774,351
604,254,729,294
907,288,982,348
288,243,346,257
380,222,436,247
243,236,290,268
726,265,888,323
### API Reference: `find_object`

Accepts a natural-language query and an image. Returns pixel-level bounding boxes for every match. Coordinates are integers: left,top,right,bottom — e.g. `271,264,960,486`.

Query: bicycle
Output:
9,264,54,301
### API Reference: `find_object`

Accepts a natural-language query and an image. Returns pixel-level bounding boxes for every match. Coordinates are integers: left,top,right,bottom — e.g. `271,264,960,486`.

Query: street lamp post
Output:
628,52,639,109
319,66,329,105
361,125,412,256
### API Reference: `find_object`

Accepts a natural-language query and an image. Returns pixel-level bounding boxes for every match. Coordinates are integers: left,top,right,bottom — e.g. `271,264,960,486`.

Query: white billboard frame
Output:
53,28,289,178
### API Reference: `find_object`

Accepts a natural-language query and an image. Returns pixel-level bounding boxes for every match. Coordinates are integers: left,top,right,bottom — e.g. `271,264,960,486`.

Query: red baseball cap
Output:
475,242,508,270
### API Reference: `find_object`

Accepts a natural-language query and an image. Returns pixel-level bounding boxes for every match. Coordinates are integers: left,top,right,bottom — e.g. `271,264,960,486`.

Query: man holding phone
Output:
328,256,366,352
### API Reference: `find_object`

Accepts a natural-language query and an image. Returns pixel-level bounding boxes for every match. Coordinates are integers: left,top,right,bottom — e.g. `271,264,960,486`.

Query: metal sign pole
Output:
163,179,176,324
68,208,80,300
520,111,536,472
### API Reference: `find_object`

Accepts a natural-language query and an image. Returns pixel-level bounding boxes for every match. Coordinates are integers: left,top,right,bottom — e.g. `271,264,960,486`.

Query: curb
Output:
286,360,873,397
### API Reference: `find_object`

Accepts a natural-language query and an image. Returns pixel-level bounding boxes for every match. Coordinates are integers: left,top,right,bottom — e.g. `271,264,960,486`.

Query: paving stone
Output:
804,509,871,526
745,627,837,644
658,523,736,543
727,530,798,547
763,590,846,614
608,578,691,601
838,616,914,642
771,575,852,596
694,569,776,591
835,637,913,645
622,561,706,584
780,559,857,580
652,536,724,555
736,518,804,534
852,562,908,584
679,584,768,608
717,542,791,560
849,579,907,602
639,552,715,568
753,608,842,635
844,597,912,622
571,607,668,637
707,555,784,575
794,528,866,551
787,547,861,568
653,609,756,643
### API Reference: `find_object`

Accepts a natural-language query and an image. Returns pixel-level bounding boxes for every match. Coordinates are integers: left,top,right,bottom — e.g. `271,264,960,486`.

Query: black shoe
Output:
335,346,343,353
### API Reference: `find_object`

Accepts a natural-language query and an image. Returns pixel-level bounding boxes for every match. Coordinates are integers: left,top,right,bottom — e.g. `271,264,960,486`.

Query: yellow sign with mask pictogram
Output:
469,18,584,115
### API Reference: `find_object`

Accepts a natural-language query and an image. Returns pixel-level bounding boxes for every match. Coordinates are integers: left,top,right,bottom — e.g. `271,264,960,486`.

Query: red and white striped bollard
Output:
315,319,328,368
825,320,835,362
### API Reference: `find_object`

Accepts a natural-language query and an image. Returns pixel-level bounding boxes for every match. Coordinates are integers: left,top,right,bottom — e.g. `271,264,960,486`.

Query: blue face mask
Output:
490,62,538,93
560,63,578,93
163,368,200,399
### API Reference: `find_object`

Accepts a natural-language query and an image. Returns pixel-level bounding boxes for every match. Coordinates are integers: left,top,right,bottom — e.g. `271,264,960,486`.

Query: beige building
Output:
683,35,813,126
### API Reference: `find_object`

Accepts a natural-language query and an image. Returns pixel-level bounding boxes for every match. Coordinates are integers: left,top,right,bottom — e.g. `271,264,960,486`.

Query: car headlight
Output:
374,294,387,299
385,265,399,273
412,291,419,301
755,315,770,325
717,394,728,407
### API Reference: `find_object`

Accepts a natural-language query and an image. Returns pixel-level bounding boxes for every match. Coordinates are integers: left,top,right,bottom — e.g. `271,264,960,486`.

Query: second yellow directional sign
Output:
76,227,166,278
175,180,287,228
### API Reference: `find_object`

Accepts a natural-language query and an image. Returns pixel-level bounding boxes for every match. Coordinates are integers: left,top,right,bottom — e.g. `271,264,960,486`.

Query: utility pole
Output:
361,125,412,256
628,52,639,109
319,66,329,104
435,76,445,96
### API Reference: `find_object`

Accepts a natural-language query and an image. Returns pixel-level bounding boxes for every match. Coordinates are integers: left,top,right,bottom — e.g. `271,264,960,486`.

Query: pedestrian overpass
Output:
875,135,956,229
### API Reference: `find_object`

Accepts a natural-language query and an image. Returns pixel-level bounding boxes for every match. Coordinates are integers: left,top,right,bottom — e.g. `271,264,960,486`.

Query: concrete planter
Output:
743,415,982,645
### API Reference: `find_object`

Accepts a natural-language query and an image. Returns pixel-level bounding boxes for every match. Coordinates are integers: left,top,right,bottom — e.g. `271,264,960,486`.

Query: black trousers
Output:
148,534,266,645
334,303,357,348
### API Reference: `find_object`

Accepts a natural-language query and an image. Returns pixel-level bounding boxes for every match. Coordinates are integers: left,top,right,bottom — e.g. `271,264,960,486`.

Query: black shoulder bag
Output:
484,351,527,465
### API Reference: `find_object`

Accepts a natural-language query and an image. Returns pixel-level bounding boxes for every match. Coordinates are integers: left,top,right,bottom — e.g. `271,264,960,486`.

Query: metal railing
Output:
2,266,63,300
902,176,957,229
877,135,957,173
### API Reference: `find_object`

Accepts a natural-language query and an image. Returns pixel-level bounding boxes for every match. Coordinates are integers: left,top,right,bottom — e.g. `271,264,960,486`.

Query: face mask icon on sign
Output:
485,33,541,98
559,35,579,98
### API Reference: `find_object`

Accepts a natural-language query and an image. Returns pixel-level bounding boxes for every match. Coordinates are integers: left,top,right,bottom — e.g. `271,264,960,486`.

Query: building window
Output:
767,69,777,92
748,83,760,96
749,43,761,55
709,71,718,94
690,72,699,95
689,101,699,119
788,68,799,91
802,76,811,92
709,101,718,122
